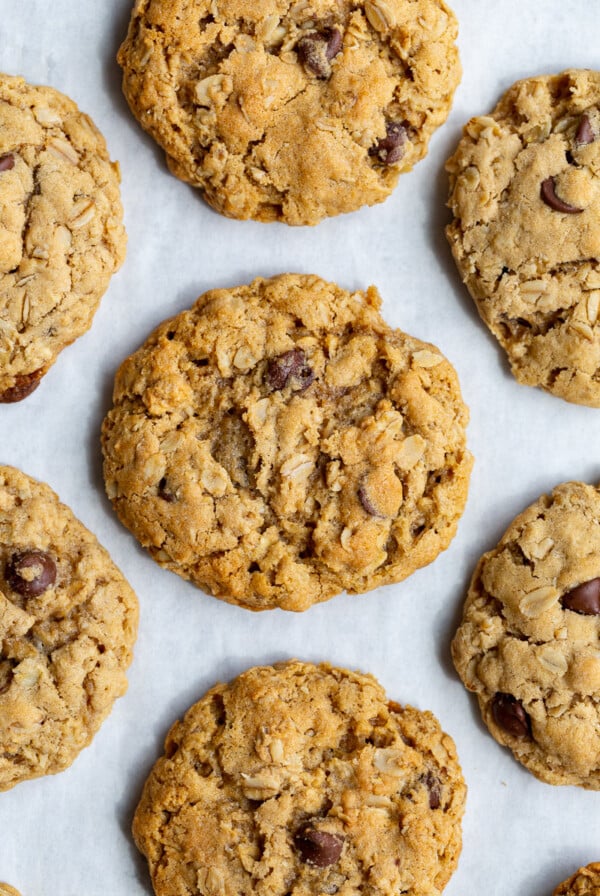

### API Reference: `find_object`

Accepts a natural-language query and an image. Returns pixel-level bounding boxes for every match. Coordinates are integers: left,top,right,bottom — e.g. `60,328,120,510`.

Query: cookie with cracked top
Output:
117,0,460,224
133,660,466,896
555,864,600,896
446,69,600,406
0,465,138,790
101,273,472,612
0,73,126,401
452,480,600,788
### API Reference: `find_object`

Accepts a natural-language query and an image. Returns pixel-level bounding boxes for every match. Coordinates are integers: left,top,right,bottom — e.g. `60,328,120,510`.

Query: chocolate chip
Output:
424,771,442,809
296,27,342,78
575,114,595,146
158,477,176,503
561,578,600,615
540,176,583,214
0,370,44,403
491,693,530,738
370,121,408,165
0,153,14,172
294,825,344,867
266,348,314,392
6,550,57,597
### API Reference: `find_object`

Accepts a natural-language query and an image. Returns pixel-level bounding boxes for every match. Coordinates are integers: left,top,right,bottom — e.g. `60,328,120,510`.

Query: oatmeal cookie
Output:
0,73,126,401
101,273,472,611
447,69,600,406
452,481,600,788
133,660,466,896
555,864,600,896
118,0,460,224
0,466,138,790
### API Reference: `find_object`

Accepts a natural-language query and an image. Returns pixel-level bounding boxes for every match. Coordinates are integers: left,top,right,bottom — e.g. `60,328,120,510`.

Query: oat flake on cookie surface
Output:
447,69,600,407
133,660,466,896
452,480,600,789
0,73,126,402
117,0,460,225
0,466,138,791
101,273,472,612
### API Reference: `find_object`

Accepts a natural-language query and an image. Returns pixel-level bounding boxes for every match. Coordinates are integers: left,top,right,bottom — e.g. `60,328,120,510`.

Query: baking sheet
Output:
2,2,600,894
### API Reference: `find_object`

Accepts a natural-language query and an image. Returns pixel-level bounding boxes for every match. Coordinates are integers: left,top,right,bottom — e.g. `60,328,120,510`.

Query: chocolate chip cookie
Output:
101,273,472,611
0,465,138,790
133,660,466,896
555,864,600,896
447,69,600,406
117,0,460,224
452,480,600,788
0,73,126,401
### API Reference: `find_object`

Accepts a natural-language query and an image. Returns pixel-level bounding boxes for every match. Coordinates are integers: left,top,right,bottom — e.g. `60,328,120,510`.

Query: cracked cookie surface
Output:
133,660,466,896
447,69,600,406
101,273,472,612
452,481,600,788
0,73,126,401
0,465,138,790
555,864,600,896
118,0,460,225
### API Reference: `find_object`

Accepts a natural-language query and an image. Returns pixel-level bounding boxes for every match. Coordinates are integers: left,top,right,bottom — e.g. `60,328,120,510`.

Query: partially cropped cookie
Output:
447,69,600,406
555,864,600,896
133,661,466,896
101,273,472,611
0,466,138,790
0,886,21,896
118,0,460,225
0,74,126,401
452,481,600,788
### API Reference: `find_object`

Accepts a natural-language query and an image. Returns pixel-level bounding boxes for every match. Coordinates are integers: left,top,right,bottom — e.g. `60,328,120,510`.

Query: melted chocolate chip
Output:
294,825,344,867
491,693,530,738
296,27,342,78
575,114,595,146
0,153,15,172
370,121,408,165
158,477,176,503
6,550,57,597
266,348,314,392
540,176,583,214
424,771,442,809
561,578,600,615
0,370,44,403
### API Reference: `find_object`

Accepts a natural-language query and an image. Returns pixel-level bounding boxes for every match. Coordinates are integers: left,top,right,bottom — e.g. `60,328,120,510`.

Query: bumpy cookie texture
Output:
447,69,600,406
118,0,460,225
133,661,466,896
555,864,600,896
101,273,472,612
0,466,138,790
0,886,21,896
0,74,126,400
451,481,600,788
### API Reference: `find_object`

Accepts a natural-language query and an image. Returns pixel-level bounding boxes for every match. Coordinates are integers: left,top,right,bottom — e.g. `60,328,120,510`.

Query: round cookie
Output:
452,481,600,788
447,69,600,406
0,886,21,896
0,73,126,401
0,465,138,790
117,0,461,225
133,660,466,896
555,864,600,896
101,273,472,612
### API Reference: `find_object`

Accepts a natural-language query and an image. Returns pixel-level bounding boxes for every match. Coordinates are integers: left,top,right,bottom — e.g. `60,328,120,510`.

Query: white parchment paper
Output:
1,2,600,894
